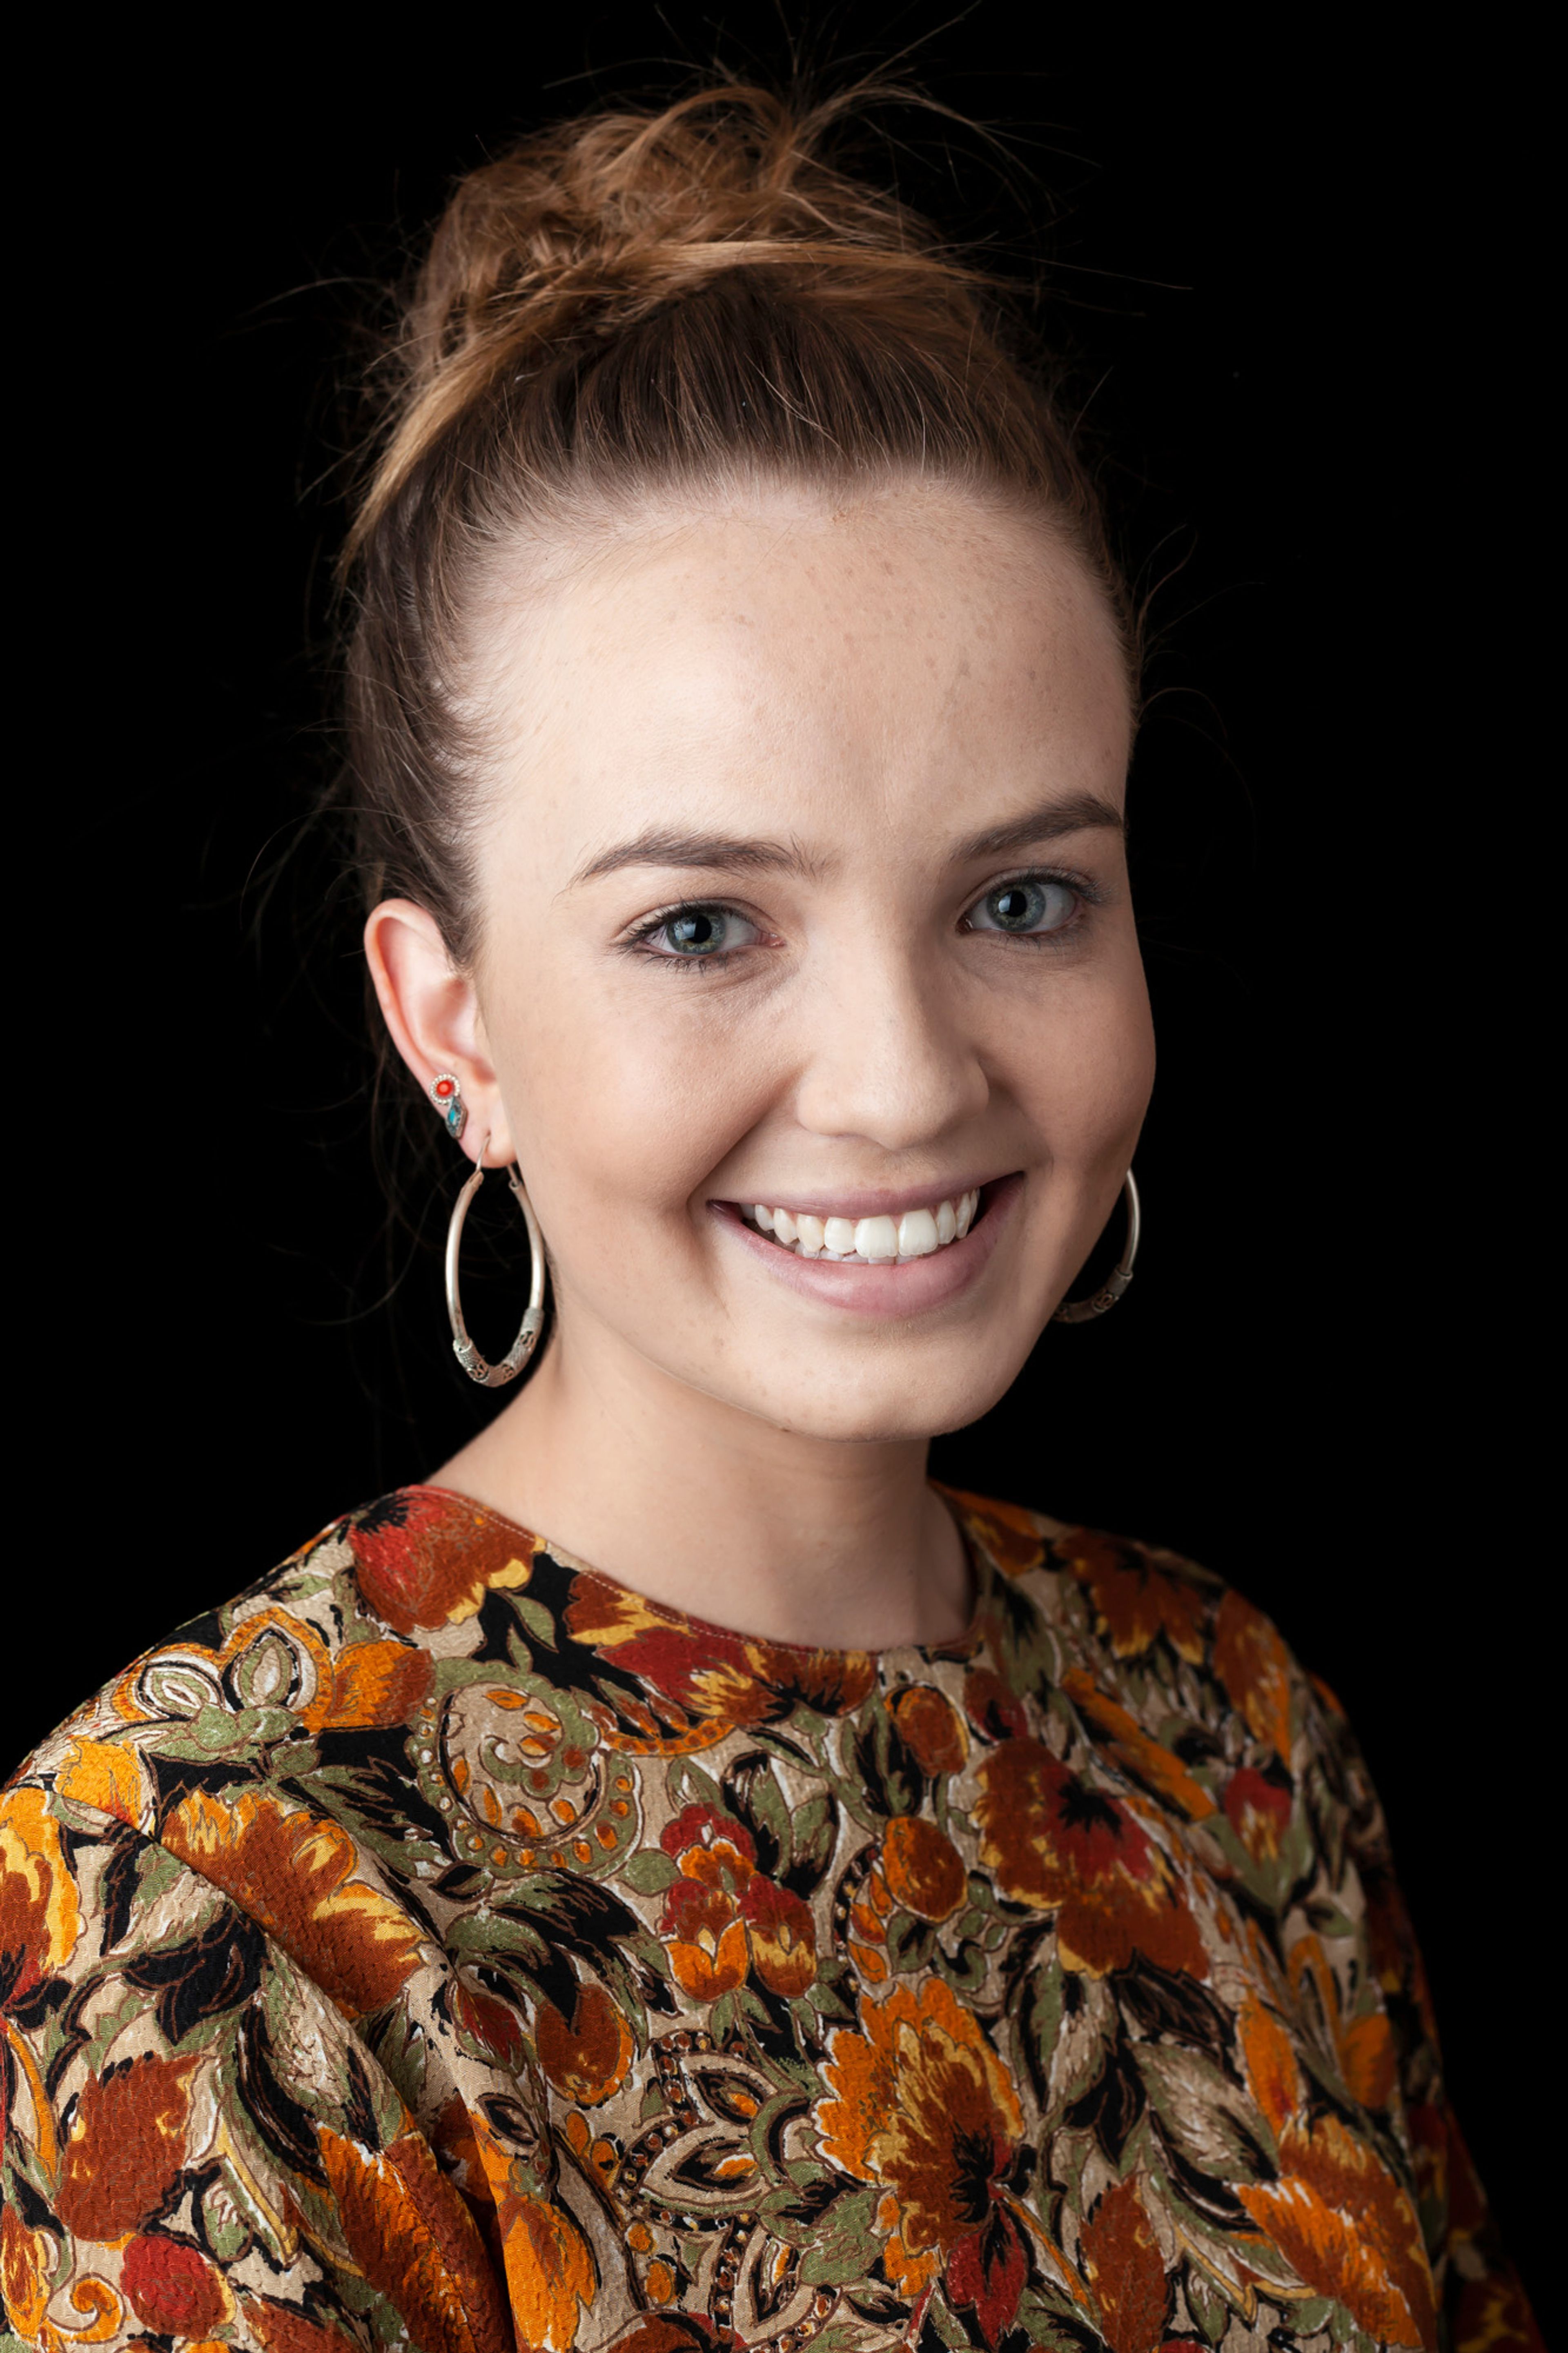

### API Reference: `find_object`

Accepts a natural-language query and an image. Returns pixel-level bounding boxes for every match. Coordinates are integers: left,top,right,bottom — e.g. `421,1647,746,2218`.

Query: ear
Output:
364,900,517,1166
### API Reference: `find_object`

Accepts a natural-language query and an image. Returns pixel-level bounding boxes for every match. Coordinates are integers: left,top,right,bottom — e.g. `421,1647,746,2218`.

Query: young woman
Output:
1,85,1537,2353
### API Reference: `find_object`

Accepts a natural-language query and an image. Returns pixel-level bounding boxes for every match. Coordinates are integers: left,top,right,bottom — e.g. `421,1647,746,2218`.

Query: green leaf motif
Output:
669,1757,723,1814
512,1595,559,1650
790,1792,836,1885
622,1849,679,1896
1180,2259,1231,2345
1136,2043,1274,2183
798,2185,881,2285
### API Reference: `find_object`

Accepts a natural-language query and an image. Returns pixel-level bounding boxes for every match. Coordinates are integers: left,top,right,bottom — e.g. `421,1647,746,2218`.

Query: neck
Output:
432,1323,972,1651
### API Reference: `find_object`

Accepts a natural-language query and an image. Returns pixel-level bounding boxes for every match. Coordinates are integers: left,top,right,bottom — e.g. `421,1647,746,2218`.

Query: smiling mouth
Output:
737,1187,987,1264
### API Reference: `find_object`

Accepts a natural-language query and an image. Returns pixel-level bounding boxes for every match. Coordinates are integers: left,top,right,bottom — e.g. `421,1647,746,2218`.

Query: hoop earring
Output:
445,1135,547,1387
1053,1170,1141,1325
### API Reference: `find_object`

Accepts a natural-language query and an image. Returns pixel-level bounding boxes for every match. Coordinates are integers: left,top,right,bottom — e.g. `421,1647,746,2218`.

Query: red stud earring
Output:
430,1072,467,1144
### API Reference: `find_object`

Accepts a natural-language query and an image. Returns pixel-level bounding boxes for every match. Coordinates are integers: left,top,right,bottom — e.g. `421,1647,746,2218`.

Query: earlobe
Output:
363,899,515,1164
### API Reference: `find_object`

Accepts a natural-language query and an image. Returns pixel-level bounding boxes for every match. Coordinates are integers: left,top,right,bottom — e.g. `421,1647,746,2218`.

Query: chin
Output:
744,1354,1025,1447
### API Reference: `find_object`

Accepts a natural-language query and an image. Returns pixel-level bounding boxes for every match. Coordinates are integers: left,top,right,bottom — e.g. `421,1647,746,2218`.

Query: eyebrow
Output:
567,791,1125,890
951,793,1126,863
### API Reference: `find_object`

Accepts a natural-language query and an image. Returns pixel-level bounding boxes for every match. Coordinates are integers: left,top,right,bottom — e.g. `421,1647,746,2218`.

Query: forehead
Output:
481,484,1132,852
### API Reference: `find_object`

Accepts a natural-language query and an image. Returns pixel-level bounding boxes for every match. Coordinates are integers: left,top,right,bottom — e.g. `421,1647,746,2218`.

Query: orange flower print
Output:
889,1682,969,1776
1237,1995,1437,2344
537,1979,635,2106
52,1734,151,1830
470,2106,599,2352
349,1489,537,1635
606,2324,742,2353
162,1790,424,2017
1223,1765,1293,1862
1238,2117,1438,2346
659,1806,817,1999
121,2233,234,2337
0,1786,82,2010
318,1637,433,1729
973,1739,1207,1980
882,1816,968,1923
1062,1670,1216,1822
940,1488,1046,1579
1076,2177,1170,2353
1064,1531,1207,1664
243,2299,363,2353
1212,1589,1294,1762
318,2123,514,2353
663,1880,752,2001
1,2205,50,2344
818,1978,1028,2345
55,2051,199,2240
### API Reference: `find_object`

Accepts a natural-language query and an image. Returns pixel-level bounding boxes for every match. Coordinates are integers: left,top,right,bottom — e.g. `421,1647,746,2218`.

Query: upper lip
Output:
712,1175,1009,1220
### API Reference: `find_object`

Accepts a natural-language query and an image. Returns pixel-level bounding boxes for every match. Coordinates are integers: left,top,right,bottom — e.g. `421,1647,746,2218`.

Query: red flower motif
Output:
661,1805,755,1870
738,1875,817,1996
567,1581,875,1731
349,1490,537,1636
973,1739,1207,1980
54,2052,199,2241
1063,1531,1207,1664
1077,2178,1170,2353
1223,1766,1293,1863
121,2234,232,2337
889,1683,969,1776
963,1668,1029,1742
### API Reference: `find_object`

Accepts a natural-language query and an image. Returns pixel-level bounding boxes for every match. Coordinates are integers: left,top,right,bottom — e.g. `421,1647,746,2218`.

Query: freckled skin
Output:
367,482,1154,1649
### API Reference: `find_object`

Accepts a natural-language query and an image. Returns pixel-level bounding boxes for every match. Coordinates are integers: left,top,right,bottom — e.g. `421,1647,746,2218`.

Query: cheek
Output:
1008,952,1155,1156
492,963,781,1224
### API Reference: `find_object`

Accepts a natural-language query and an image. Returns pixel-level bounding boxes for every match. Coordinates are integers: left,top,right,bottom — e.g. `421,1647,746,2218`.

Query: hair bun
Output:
359,83,969,550
411,83,943,368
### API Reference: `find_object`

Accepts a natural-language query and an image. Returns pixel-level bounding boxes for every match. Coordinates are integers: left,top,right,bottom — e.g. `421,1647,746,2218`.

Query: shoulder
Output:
11,1485,547,1807
946,1484,1352,1786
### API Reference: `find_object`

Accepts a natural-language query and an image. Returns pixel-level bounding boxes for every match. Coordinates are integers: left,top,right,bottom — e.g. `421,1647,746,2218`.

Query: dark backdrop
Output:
34,5,1543,2289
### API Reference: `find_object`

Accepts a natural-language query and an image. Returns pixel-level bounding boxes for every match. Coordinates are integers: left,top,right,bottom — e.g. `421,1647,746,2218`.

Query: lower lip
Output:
709,1177,1023,1319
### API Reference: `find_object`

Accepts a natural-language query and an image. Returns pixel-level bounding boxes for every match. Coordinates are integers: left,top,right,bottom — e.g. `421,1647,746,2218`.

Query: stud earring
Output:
430,1073,467,1143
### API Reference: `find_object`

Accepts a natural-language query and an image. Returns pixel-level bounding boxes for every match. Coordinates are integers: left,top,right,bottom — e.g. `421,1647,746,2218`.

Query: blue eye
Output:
966,877,1078,935
637,904,761,961
665,909,728,954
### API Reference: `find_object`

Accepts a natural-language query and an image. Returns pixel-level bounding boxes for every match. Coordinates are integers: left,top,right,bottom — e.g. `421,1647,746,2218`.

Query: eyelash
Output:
621,868,1101,974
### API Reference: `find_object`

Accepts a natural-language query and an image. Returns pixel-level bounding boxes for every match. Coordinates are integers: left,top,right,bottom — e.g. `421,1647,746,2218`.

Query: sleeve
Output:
0,1783,512,2353
1305,1681,1542,2353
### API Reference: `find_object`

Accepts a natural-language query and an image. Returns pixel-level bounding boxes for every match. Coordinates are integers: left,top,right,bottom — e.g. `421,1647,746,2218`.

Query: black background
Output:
33,4,1544,2291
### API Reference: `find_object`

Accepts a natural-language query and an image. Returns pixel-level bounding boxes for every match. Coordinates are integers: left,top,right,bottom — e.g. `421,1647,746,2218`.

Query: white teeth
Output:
742,1189,985,1262
898,1207,940,1258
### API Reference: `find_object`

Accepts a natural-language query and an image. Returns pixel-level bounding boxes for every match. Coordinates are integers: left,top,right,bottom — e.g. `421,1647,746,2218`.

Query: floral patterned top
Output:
1,1486,1538,2353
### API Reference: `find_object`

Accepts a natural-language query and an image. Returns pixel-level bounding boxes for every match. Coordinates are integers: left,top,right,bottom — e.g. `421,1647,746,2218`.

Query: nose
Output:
791,929,990,1152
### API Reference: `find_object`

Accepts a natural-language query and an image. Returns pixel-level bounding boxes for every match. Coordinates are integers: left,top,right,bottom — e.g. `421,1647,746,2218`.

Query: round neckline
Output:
403,1479,994,1662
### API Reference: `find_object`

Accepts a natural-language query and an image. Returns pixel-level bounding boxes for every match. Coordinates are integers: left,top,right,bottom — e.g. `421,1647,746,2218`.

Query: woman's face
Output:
388,482,1153,1444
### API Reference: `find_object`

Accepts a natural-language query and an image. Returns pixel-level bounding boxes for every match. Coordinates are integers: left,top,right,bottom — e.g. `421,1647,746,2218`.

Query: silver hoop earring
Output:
444,1136,547,1387
1053,1170,1141,1325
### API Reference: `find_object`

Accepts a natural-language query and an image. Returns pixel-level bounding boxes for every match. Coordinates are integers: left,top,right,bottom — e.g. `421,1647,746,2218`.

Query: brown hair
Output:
342,80,1134,972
